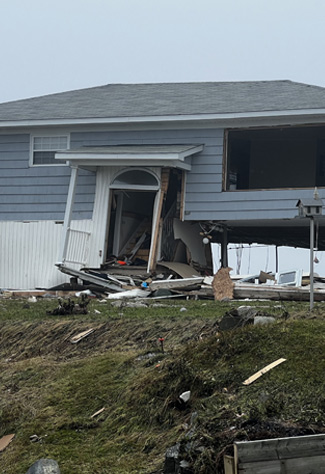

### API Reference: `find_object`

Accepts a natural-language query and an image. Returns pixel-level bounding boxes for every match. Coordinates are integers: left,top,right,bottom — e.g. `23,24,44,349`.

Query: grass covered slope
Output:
1,298,325,473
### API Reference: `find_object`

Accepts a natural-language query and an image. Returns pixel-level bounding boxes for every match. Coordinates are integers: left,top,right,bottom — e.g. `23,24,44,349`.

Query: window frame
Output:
30,133,70,167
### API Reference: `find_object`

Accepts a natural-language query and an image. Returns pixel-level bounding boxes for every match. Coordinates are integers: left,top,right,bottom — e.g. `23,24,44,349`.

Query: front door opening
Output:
107,190,156,264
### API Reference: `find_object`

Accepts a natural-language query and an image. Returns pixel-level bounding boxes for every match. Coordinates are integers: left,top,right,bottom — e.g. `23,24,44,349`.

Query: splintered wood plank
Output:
91,407,106,418
243,358,286,386
70,328,95,344
0,434,15,452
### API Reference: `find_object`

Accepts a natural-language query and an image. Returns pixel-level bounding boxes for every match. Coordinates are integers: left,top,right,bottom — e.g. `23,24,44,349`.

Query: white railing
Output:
64,228,91,266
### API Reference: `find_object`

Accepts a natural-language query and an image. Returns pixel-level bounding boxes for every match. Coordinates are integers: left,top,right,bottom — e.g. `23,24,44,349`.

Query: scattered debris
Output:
0,433,15,452
149,277,203,292
25,458,61,474
107,288,151,300
212,267,234,301
179,391,191,403
75,289,96,297
28,296,37,303
159,337,165,353
90,407,106,418
219,306,258,331
164,443,181,474
254,315,276,326
180,307,187,312
30,434,41,443
70,328,95,344
243,358,287,385
47,296,90,315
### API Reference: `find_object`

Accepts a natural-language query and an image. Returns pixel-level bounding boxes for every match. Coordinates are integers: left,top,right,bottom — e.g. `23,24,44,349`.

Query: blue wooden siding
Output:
1,129,320,224
71,127,224,218
0,134,96,221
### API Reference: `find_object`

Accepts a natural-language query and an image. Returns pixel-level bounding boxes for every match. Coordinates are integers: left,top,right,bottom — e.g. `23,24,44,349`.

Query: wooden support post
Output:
57,165,79,265
221,226,228,268
112,192,123,256
147,168,170,272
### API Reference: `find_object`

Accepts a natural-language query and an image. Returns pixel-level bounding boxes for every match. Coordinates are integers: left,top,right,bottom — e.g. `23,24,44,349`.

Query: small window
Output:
31,135,69,165
113,170,158,186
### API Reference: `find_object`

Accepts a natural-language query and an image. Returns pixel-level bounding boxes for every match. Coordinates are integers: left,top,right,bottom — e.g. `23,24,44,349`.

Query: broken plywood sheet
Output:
157,262,201,279
243,358,286,385
173,220,207,266
70,328,95,344
149,277,203,291
212,267,234,301
0,434,15,452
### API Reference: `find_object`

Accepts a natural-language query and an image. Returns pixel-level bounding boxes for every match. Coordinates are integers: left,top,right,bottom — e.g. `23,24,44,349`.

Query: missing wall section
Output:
226,126,325,190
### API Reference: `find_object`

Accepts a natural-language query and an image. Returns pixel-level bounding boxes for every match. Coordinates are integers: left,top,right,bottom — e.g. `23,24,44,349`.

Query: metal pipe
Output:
310,217,314,311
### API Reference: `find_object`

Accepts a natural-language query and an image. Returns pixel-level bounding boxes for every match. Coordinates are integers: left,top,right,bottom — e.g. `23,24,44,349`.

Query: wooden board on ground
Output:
70,328,95,344
243,358,286,385
91,407,106,418
0,434,15,452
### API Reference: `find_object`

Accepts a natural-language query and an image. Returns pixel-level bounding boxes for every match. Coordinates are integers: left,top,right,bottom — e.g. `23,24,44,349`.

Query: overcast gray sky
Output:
1,0,325,103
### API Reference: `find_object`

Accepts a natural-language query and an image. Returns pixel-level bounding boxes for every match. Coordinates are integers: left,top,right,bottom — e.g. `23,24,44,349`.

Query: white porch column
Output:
57,165,79,265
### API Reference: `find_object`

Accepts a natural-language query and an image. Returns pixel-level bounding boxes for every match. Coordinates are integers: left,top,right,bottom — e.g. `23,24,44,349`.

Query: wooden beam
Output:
243,358,286,386
148,168,170,271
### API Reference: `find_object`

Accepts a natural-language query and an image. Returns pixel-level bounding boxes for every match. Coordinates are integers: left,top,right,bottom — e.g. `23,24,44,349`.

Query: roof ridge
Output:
0,80,300,106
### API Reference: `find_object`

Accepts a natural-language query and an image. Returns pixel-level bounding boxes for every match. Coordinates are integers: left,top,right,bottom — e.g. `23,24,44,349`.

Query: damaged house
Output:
1,80,325,289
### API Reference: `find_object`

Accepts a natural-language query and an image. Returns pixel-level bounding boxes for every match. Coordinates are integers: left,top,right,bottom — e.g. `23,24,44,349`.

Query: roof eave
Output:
1,108,325,128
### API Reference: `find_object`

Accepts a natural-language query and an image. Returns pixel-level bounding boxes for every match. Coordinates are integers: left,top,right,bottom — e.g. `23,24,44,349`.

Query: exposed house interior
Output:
226,125,325,190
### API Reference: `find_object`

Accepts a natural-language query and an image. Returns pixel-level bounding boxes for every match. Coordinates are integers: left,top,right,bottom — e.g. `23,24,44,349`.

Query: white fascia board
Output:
2,109,325,128
63,158,192,170
57,147,202,161
58,151,184,160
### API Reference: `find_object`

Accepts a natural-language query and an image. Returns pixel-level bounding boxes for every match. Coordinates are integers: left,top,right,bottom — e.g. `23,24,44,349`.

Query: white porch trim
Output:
57,165,79,265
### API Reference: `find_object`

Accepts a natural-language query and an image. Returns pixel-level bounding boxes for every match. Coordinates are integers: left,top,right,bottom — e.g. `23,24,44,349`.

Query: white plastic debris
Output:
180,307,187,312
94,309,101,314
179,390,191,403
27,296,37,303
107,289,151,300
75,289,95,297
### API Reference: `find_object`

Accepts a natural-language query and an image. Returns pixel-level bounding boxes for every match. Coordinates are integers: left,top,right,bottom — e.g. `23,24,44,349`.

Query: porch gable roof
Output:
55,144,204,170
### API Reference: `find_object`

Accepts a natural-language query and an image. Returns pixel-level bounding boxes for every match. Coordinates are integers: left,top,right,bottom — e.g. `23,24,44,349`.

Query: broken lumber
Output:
234,283,325,301
0,434,15,452
70,328,95,344
57,265,124,292
149,277,203,291
243,358,287,385
91,407,106,418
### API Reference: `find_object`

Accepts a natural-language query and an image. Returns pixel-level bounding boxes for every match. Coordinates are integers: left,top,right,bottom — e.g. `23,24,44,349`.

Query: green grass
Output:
1,297,325,473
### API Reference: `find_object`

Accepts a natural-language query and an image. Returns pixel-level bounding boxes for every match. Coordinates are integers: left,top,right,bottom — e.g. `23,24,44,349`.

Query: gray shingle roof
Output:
1,80,325,122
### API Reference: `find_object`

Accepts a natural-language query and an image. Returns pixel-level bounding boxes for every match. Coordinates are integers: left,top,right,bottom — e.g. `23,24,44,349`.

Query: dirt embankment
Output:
0,317,220,361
